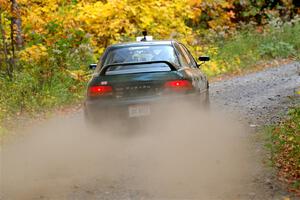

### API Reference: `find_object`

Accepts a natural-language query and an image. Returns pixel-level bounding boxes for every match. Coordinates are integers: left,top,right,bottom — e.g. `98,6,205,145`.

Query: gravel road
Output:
1,62,299,200
210,62,300,125
209,62,300,199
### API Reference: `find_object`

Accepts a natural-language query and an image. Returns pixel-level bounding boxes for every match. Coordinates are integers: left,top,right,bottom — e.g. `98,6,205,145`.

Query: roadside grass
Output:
201,20,300,76
264,106,300,194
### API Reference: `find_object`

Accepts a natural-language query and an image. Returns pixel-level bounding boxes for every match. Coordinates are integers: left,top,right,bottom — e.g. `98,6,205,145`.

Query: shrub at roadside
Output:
199,18,300,76
0,28,94,133
265,107,300,194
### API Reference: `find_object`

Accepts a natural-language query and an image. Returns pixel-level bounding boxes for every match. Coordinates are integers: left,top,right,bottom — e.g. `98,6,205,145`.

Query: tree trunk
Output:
10,15,16,72
11,0,23,50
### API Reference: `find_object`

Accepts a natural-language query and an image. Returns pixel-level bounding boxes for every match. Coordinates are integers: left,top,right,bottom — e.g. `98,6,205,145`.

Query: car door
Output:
175,43,208,94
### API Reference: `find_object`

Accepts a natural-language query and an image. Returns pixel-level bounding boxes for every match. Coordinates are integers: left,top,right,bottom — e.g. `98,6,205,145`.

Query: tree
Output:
0,0,22,78
10,0,22,50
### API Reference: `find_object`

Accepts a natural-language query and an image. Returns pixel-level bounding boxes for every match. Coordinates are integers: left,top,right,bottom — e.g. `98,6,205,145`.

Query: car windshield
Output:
103,45,179,66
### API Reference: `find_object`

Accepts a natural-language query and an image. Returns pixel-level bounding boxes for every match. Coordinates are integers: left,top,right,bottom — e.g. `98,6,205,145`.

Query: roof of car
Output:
108,40,175,49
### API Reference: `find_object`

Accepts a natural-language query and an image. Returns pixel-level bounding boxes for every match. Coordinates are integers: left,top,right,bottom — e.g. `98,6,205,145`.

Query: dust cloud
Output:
0,102,258,199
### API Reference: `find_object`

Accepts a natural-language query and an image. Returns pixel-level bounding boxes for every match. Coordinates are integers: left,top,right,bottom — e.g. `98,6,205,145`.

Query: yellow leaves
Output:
296,88,300,96
140,16,153,28
18,0,236,60
288,136,294,141
188,0,202,22
19,44,48,63
97,47,105,55
68,0,193,53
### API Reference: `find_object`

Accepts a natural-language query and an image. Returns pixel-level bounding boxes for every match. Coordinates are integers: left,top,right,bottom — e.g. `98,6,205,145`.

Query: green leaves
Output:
259,41,295,58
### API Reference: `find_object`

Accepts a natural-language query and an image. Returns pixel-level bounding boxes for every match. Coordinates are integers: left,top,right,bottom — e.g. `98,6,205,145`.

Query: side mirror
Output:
89,64,97,70
198,56,210,62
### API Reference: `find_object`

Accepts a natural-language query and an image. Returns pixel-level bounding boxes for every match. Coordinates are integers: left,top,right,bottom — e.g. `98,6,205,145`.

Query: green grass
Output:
201,21,300,76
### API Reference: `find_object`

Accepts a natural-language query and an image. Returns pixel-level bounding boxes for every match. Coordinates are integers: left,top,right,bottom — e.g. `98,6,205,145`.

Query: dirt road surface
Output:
1,62,299,200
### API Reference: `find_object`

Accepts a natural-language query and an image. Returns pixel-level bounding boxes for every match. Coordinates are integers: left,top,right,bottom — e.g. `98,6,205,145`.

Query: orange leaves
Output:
227,10,235,19
0,0,10,11
268,107,300,195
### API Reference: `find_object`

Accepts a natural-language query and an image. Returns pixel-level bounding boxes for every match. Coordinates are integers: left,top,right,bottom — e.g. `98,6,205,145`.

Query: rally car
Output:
84,40,210,124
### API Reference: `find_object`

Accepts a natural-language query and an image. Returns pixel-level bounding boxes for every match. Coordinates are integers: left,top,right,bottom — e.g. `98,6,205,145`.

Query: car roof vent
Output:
136,30,153,42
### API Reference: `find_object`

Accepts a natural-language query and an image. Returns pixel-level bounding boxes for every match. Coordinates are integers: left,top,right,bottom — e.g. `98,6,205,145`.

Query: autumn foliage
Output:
0,0,299,124
1,0,299,74
266,107,300,194
0,0,300,195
